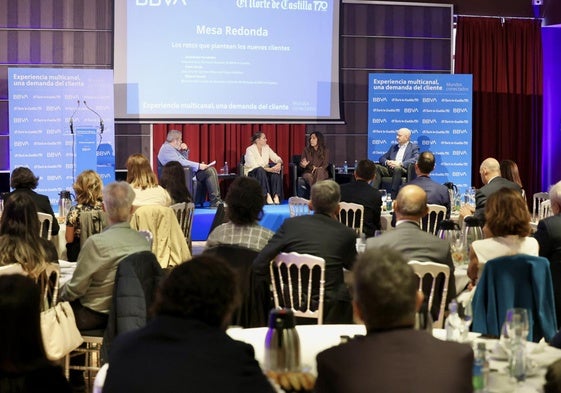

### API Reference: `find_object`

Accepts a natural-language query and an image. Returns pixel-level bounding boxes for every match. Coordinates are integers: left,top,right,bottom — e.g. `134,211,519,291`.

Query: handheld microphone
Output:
83,100,104,134
69,100,80,134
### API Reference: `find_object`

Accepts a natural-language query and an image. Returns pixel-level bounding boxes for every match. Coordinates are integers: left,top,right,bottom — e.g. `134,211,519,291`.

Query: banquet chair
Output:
472,254,557,342
79,210,109,248
207,202,227,237
203,245,268,327
338,202,364,237
533,192,549,220
270,252,326,324
37,212,54,240
130,205,191,269
539,200,553,221
420,204,446,235
170,202,195,252
288,196,311,217
408,261,450,329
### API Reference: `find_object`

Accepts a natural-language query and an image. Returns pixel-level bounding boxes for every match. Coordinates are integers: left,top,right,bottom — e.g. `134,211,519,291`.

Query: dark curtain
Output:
153,124,306,195
454,17,543,198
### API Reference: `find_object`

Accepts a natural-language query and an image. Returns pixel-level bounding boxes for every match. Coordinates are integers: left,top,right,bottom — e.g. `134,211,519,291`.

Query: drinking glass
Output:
380,190,387,210
505,308,530,342
450,235,465,266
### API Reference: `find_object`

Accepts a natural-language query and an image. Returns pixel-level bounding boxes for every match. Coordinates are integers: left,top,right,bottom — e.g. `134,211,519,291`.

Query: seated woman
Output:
0,275,71,392
243,131,283,205
467,187,538,285
126,153,171,208
159,160,193,204
206,177,274,252
8,166,60,236
0,193,58,309
500,159,526,200
65,170,104,262
300,131,330,191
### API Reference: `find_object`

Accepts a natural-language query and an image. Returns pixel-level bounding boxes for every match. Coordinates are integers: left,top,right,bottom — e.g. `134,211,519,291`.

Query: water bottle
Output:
354,160,358,170
445,300,462,342
264,309,301,372
386,194,393,211
343,160,348,174
223,161,229,174
473,342,489,392
58,190,72,218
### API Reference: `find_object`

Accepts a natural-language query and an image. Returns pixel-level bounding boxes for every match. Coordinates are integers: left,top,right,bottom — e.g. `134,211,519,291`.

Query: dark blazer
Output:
366,221,456,314
314,328,473,393
9,188,60,235
474,176,521,226
104,316,274,393
340,180,382,237
379,142,419,167
253,213,357,324
407,175,451,218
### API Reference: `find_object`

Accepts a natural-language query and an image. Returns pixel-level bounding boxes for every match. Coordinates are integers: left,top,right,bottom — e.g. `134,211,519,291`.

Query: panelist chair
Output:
289,155,335,198
240,154,285,201
379,163,416,194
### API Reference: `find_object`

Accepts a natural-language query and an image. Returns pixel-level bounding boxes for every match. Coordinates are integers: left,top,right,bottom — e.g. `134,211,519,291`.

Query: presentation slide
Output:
8,68,115,212
114,0,340,121
368,73,473,190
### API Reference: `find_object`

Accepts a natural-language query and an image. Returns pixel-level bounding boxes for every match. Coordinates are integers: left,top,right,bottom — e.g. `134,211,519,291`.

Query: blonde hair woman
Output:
65,170,104,262
126,153,171,208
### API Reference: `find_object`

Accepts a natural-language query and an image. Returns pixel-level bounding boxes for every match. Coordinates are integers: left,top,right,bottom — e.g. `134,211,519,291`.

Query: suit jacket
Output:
379,142,419,168
103,316,274,393
474,176,521,226
314,328,473,393
408,175,451,218
9,188,60,235
366,221,456,313
253,213,357,323
340,180,382,237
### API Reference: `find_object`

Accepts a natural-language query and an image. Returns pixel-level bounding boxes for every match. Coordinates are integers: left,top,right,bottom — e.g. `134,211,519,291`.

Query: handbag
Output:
40,301,84,360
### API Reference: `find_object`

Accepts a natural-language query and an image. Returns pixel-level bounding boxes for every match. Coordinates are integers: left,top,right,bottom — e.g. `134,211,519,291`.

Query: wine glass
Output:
450,234,465,267
505,308,530,342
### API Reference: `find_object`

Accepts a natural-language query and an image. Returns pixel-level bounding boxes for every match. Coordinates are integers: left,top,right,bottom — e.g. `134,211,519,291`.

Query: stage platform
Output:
192,203,291,241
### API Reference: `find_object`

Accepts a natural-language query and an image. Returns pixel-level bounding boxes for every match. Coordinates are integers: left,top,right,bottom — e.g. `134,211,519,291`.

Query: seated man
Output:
60,181,151,330
314,247,473,393
372,127,419,198
103,255,275,393
253,180,357,324
340,159,382,237
158,129,222,208
408,151,450,218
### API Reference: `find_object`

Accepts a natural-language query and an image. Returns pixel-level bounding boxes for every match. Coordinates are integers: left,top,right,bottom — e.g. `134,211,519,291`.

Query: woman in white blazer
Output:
244,132,283,205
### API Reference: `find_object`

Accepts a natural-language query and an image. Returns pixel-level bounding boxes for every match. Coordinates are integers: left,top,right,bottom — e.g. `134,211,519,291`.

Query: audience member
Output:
314,248,473,393
243,131,283,205
65,170,104,262
545,358,561,393
340,159,382,237
299,131,330,190
500,159,524,190
366,185,456,315
372,127,419,198
159,160,193,204
408,151,450,218
459,157,521,226
206,176,274,252
535,180,561,265
60,181,151,330
467,187,537,285
0,192,58,302
126,153,171,208
8,166,59,236
157,129,222,208
253,180,357,323
103,255,275,393
0,275,71,393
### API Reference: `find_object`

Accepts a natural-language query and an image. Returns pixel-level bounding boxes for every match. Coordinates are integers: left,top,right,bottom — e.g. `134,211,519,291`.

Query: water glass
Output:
450,236,465,266
380,190,387,210
505,308,530,342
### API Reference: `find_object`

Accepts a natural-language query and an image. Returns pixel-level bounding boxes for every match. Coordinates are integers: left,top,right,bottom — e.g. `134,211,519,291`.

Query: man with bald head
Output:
366,185,456,316
460,157,521,226
373,127,419,198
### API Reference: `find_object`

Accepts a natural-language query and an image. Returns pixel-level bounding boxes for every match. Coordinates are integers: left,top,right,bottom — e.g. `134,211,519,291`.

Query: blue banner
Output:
368,73,473,190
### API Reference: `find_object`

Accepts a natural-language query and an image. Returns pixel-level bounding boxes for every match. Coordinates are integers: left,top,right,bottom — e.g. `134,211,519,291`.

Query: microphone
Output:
83,100,104,134
69,100,80,134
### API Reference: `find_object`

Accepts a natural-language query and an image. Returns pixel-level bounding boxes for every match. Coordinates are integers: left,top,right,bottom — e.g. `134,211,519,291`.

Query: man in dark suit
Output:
8,167,59,235
534,180,561,328
253,180,357,324
340,159,382,237
314,248,473,393
372,127,419,198
103,255,274,393
408,151,450,218
460,157,521,226
366,185,456,315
